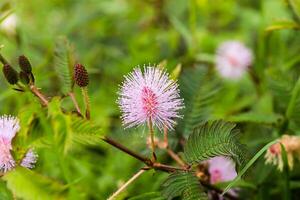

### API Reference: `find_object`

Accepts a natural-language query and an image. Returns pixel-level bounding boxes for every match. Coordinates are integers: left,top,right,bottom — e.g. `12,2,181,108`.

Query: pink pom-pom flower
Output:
21,148,38,169
208,156,237,184
0,115,20,172
117,66,184,130
215,41,253,80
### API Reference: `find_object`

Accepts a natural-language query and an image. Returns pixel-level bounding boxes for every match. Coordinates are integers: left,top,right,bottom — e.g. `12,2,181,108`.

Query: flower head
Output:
208,156,237,184
215,41,253,80
21,148,38,169
0,115,20,172
117,66,184,130
265,135,300,171
74,63,89,87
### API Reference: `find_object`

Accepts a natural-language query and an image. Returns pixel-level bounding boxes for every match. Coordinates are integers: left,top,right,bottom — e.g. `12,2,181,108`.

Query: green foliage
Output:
54,37,75,95
184,121,246,166
179,67,222,135
129,192,165,200
161,171,207,200
222,139,278,195
3,167,67,200
0,0,300,199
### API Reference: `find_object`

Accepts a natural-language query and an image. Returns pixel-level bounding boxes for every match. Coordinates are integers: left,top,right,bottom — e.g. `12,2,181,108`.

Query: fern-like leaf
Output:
161,171,207,200
184,121,246,166
179,67,221,135
54,37,75,94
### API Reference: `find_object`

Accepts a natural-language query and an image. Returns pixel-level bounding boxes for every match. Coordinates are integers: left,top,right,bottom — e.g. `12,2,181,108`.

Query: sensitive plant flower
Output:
265,135,300,171
21,148,38,169
207,156,238,200
0,115,20,172
208,156,237,184
215,41,253,80
117,66,184,130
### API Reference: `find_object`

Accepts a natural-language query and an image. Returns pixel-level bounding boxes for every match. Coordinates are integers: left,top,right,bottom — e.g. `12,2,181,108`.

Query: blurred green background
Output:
1,0,300,199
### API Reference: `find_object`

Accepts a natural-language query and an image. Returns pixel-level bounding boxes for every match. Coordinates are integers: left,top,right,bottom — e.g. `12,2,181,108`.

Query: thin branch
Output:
200,181,239,200
108,169,146,200
68,92,83,116
101,136,239,200
29,84,49,106
0,53,8,65
101,136,152,165
148,118,157,161
166,148,186,167
81,87,90,119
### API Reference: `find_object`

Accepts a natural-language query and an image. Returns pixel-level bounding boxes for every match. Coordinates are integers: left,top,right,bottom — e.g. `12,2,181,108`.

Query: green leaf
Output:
184,121,246,166
3,167,67,200
161,171,207,200
54,37,75,95
286,77,300,127
222,139,278,195
265,20,300,32
179,67,221,135
280,143,290,200
288,0,300,22
227,111,282,124
129,192,165,200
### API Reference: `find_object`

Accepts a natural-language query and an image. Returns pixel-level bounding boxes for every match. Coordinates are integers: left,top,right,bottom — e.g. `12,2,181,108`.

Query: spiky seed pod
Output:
19,71,30,85
18,55,32,73
2,64,19,85
74,63,89,87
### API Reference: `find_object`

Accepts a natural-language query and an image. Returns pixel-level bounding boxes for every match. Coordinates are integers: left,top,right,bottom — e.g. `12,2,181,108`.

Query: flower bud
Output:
18,55,32,73
19,71,30,85
74,63,89,87
2,64,18,85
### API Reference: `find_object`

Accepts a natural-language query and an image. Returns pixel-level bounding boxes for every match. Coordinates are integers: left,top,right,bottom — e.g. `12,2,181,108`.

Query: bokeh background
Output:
0,0,300,199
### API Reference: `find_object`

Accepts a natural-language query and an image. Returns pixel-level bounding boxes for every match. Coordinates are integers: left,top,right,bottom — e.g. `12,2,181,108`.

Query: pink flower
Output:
117,66,184,130
0,115,20,172
208,156,237,184
216,41,253,80
21,148,38,169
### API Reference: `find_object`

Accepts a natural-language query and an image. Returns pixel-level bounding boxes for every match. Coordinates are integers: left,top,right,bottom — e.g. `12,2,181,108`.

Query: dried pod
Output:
2,64,18,85
18,55,32,73
74,63,89,87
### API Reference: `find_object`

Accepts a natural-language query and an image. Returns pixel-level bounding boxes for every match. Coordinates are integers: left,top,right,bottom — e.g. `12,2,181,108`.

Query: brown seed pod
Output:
2,64,19,85
19,71,30,85
18,55,32,73
74,63,89,87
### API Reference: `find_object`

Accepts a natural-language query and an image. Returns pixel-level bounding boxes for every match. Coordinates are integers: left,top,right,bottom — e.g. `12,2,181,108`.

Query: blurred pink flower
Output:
117,66,184,130
208,156,237,184
0,115,20,172
216,41,253,80
265,135,300,171
21,148,38,169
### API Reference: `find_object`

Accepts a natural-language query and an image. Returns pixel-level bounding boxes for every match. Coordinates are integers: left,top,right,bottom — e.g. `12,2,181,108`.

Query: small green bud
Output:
18,55,32,73
74,63,89,87
2,64,19,85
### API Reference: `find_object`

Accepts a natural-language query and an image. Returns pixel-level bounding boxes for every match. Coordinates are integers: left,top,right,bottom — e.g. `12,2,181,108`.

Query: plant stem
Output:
0,53,8,65
29,84,49,106
81,87,90,119
147,118,156,161
163,124,168,148
166,148,186,167
68,92,83,116
101,136,238,199
108,169,146,200
101,136,152,165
